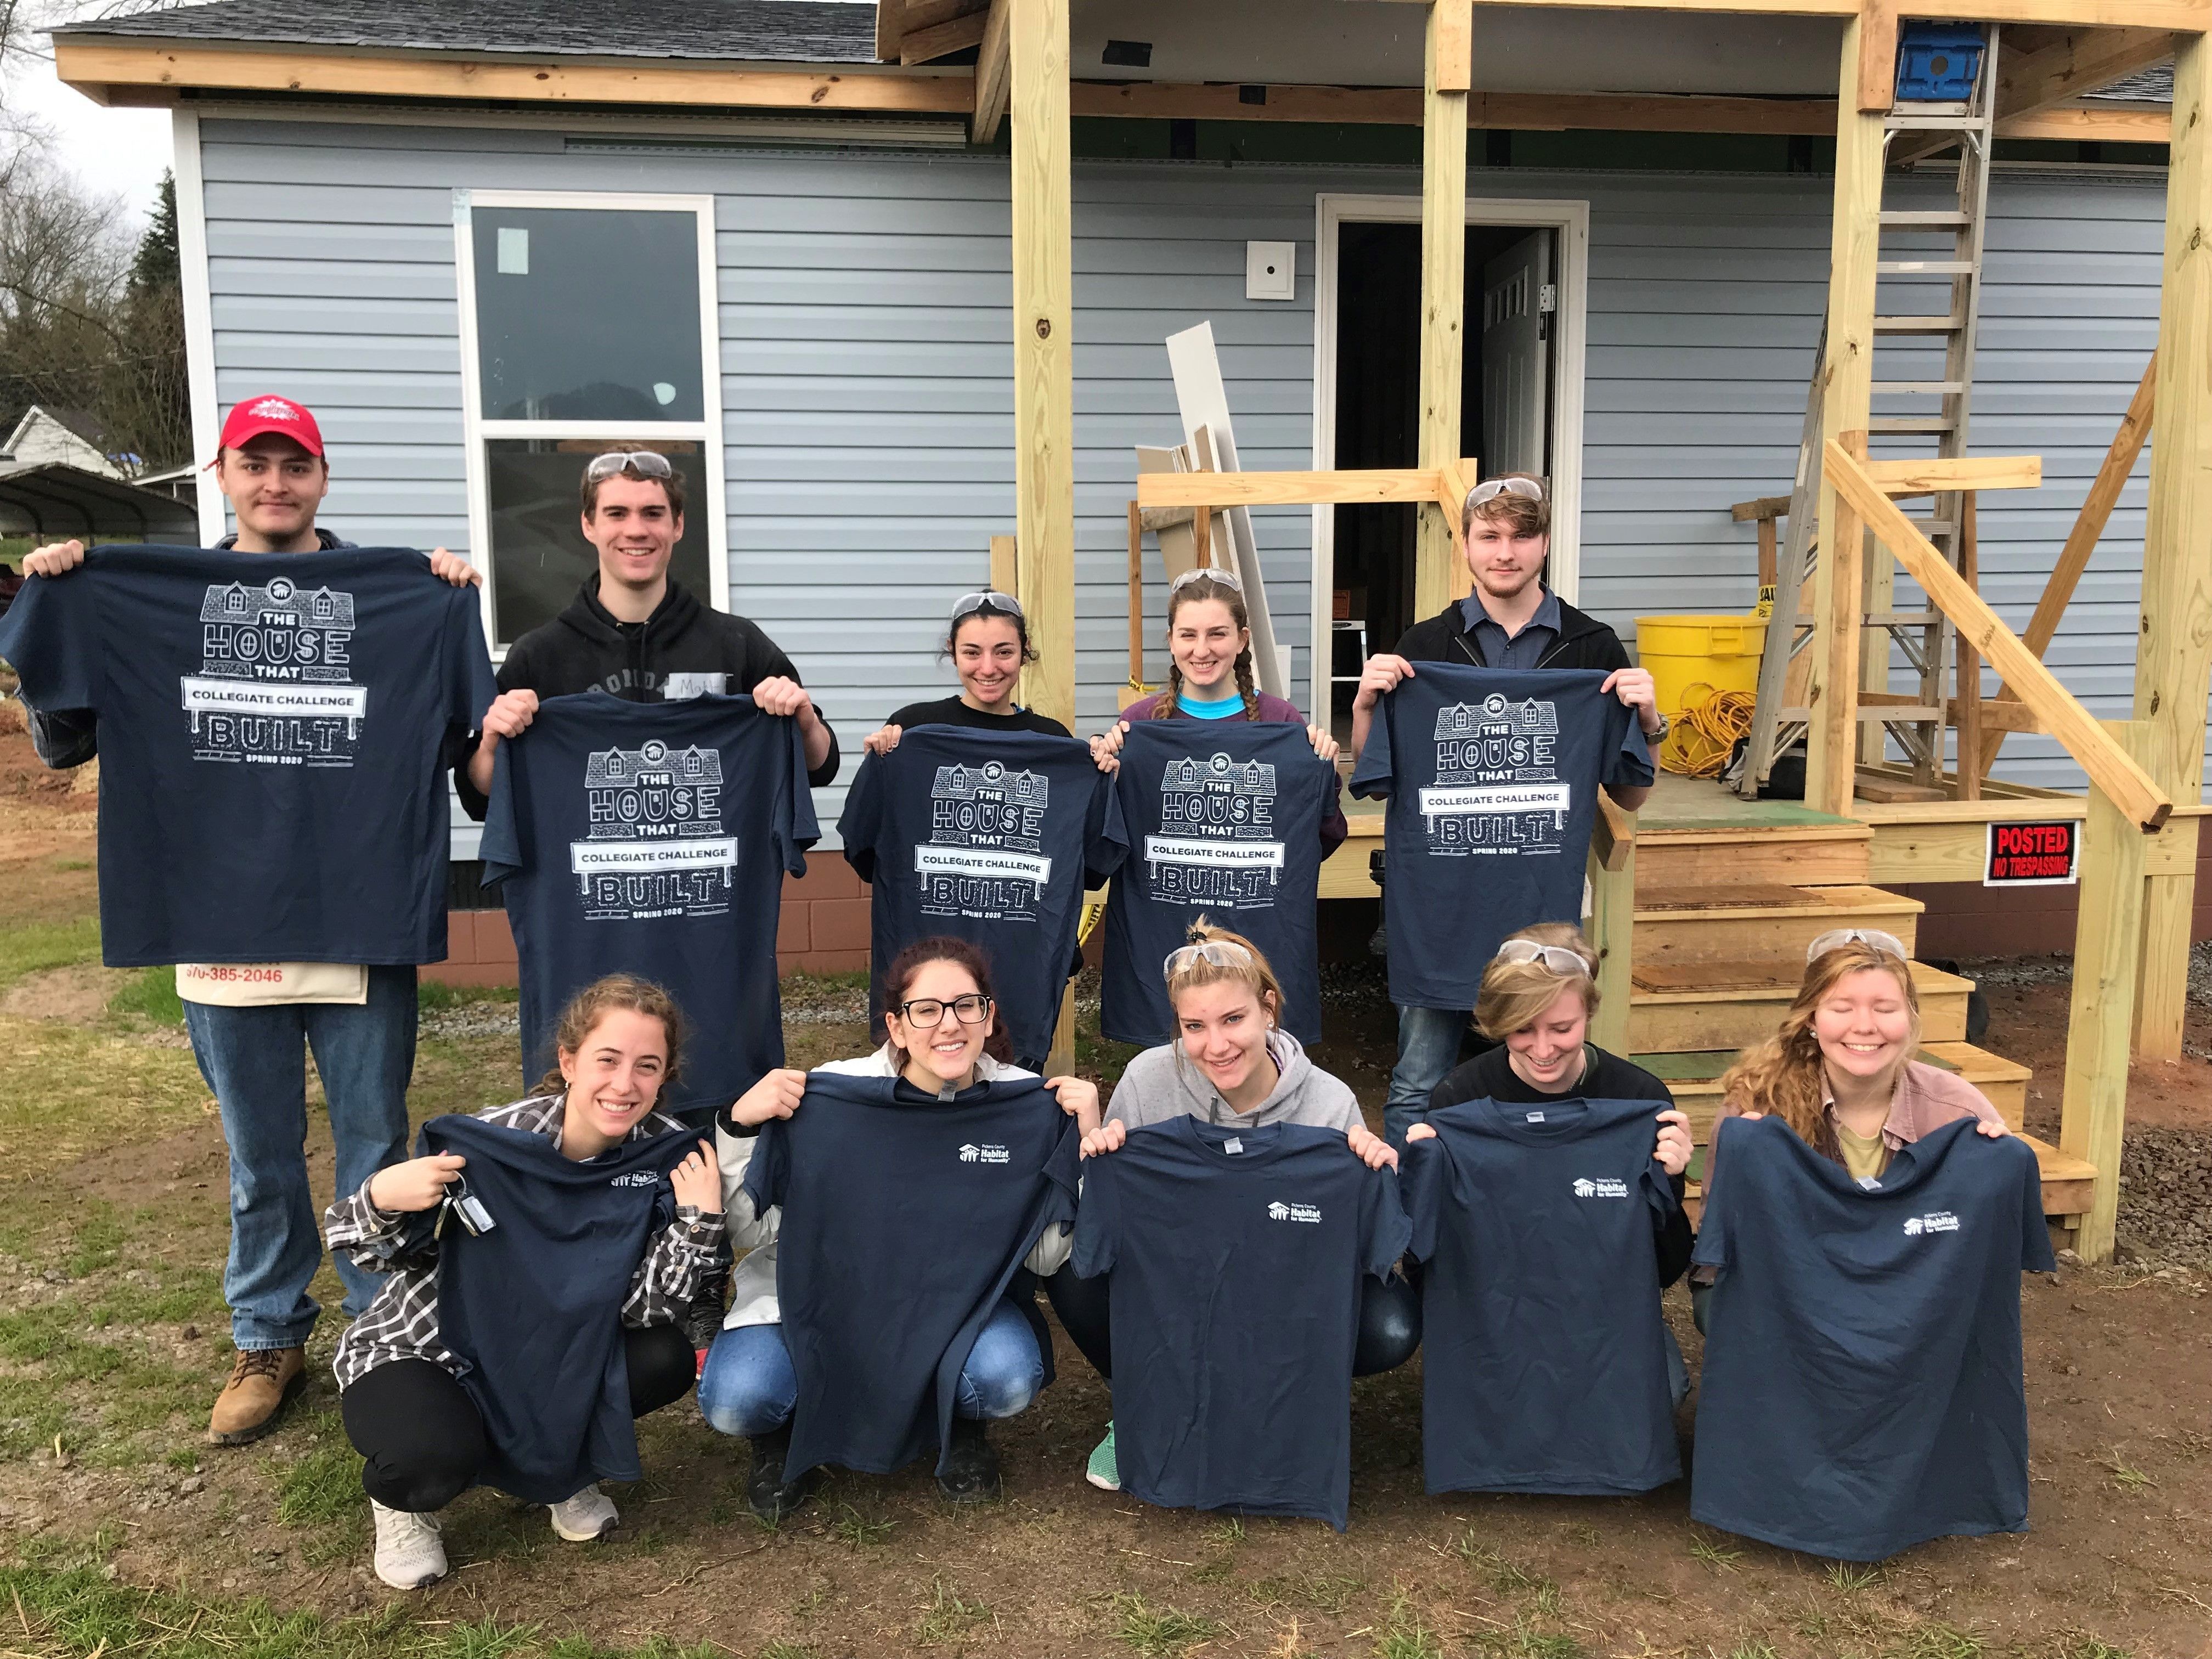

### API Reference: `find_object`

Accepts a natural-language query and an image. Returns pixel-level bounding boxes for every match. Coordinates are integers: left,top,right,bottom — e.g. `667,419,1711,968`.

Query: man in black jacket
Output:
1348,473,1663,1124
460,450,838,813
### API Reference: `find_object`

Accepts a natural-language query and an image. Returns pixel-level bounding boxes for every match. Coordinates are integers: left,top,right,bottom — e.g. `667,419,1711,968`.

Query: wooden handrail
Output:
1823,441,2172,832
1590,791,1636,873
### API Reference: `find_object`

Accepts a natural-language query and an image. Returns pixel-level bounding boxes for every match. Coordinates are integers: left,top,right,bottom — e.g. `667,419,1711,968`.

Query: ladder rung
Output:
1777,706,1948,722
1874,314,1967,333
1873,380,1968,396
1877,259,1978,275
1795,612,1945,629
1909,518,1957,535
1869,416,1959,433
1879,210,1971,227
1885,112,1990,132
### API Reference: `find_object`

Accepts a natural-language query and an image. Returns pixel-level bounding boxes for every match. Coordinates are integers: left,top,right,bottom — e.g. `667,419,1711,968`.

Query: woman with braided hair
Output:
1088,568,1347,856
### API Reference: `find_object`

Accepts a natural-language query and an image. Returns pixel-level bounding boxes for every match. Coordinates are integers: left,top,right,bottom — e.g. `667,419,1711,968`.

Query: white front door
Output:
1480,230,1552,478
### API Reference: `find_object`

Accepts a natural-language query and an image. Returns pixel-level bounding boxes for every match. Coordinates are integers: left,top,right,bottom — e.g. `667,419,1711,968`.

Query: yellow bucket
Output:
1634,614,1766,719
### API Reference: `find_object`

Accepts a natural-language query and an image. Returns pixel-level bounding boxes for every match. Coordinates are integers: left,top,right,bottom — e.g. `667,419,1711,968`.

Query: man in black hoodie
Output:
1348,473,1663,1129
459,450,838,813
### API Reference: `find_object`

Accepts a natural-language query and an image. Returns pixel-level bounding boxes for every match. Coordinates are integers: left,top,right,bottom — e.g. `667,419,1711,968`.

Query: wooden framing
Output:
1826,441,2174,830
973,0,1014,143
1587,797,1637,1053
1894,24,2176,158
1414,1,1472,627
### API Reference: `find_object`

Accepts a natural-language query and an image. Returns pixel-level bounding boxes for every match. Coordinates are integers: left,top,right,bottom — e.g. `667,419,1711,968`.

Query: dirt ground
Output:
1,720,2209,1659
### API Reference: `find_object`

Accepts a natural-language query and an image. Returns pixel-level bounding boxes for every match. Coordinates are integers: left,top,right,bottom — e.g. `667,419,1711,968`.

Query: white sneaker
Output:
549,1483,618,1542
370,1500,448,1590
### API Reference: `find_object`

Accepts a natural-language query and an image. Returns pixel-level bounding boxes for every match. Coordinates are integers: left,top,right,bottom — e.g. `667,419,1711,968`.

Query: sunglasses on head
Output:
584,450,673,482
1464,476,1545,512
1807,928,1909,965
1164,938,1252,977
1170,566,1243,594
1493,938,1593,976
950,590,1024,622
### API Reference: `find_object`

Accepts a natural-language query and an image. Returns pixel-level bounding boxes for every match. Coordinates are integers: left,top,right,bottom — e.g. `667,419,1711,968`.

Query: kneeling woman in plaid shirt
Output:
324,975,725,1590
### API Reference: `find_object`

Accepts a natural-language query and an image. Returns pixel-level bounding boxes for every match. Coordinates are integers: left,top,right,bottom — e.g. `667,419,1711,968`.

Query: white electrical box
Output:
1245,241,1295,302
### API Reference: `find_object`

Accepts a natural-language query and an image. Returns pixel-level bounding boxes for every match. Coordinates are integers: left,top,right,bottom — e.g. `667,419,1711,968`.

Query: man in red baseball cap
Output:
19,394,481,1449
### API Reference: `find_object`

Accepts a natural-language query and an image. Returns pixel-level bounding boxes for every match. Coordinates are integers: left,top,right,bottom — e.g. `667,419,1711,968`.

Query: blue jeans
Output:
184,966,417,1350
1384,1003,1467,1143
698,1297,1044,1438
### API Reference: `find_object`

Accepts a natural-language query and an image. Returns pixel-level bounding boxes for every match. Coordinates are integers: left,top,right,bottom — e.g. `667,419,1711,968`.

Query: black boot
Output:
746,1426,815,1524
936,1416,1002,1503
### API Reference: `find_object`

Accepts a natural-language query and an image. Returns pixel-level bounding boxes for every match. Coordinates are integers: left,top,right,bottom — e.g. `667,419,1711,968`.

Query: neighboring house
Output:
1,407,123,480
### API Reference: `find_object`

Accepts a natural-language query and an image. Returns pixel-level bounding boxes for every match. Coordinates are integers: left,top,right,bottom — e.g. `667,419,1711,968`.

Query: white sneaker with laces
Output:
370,1500,448,1590
549,1483,618,1542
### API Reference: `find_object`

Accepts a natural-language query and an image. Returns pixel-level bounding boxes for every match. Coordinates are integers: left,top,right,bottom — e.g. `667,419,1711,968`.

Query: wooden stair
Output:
1628,808,2090,1225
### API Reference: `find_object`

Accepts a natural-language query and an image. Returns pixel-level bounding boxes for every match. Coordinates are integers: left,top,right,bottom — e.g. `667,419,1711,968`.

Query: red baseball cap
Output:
207,394,325,467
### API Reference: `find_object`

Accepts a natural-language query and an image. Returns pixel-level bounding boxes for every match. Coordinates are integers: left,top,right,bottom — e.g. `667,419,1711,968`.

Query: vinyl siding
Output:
194,120,2200,834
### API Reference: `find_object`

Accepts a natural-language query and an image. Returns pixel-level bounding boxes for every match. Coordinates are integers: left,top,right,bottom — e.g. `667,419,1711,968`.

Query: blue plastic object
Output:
1895,23,1987,101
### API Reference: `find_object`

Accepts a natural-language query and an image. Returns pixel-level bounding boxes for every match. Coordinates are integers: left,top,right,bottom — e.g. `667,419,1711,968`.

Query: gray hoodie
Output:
1107,1029,1361,1135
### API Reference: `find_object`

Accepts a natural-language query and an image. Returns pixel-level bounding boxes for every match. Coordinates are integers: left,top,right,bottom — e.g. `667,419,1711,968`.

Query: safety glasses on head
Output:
1493,938,1594,976
1463,476,1545,513
1806,928,1909,965
584,450,673,482
1170,565,1243,594
1163,938,1253,978
950,590,1024,622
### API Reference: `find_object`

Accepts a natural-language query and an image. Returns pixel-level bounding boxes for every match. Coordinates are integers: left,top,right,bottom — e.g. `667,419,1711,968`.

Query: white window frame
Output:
1309,193,1590,719
453,188,728,653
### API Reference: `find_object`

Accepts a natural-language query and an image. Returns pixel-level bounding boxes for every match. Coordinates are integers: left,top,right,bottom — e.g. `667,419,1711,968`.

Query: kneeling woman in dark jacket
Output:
327,975,723,1591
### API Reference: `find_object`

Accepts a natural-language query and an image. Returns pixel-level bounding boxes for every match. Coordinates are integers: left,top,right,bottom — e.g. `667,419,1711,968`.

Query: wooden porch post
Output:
1413,0,1471,624
1008,0,1073,736
1804,9,1888,820
2130,35,2212,1063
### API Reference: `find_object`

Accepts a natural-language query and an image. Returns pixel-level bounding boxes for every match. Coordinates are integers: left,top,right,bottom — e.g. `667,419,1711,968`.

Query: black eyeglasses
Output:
584,450,673,482
895,993,993,1027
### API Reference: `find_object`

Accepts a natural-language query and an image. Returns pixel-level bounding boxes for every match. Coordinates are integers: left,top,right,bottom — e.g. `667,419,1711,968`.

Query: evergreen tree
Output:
127,171,179,300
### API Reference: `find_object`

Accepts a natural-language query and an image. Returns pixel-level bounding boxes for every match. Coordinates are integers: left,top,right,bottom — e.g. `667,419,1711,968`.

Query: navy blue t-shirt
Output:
838,727,1110,1064
1349,664,1650,1011
1071,1116,1410,1530
743,1072,1078,1480
1690,1115,2055,1561
1403,1096,1682,1496
1096,721,1338,1045
479,692,818,1115
423,1111,697,1505
0,545,496,966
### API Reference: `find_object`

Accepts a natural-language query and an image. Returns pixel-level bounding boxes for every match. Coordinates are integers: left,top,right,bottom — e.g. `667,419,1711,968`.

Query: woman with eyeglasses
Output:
1090,569,1347,838
1046,920,1411,1494
1690,929,2012,1331
697,937,1100,1520
862,590,1102,753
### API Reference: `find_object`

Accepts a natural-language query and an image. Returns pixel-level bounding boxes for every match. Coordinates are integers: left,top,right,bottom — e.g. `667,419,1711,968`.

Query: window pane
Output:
485,438,711,648
472,207,705,422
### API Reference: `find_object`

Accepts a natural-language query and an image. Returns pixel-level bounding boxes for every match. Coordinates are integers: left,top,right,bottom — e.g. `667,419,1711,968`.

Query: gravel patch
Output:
418,1001,521,1041
2117,1125,2212,1268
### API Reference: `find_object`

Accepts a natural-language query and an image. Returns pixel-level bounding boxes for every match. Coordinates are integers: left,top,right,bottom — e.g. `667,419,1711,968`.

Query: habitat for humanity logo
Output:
1144,752,1285,910
1266,1200,1323,1224
1571,1177,1630,1199
957,1143,1012,1165
920,760,1053,923
572,738,737,923
1419,693,1570,857
1902,1211,1961,1237
183,577,365,766
609,1171,659,1187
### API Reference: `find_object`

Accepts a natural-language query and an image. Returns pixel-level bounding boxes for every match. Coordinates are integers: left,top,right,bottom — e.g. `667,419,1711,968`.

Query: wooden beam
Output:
1857,0,1902,111
1826,439,2175,830
1807,432,1871,818
1999,101,2172,139
901,7,991,64
1009,0,1072,735
973,0,1014,142
1898,25,2176,161
52,38,975,112
876,0,905,62
2060,721,2153,1263
1979,357,2154,777
1138,467,1444,509
1731,494,1793,521
2138,816,2203,1053
1586,816,1637,1056
1956,492,1983,801
1860,454,2044,494
1415,0,1473,627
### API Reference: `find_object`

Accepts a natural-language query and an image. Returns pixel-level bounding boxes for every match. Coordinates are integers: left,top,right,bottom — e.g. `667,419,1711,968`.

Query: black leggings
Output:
1044,1266,1421,1381
341,1325,696,1513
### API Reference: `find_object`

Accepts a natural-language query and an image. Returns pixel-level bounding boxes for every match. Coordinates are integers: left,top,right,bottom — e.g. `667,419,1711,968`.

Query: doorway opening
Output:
1313,198,1587,735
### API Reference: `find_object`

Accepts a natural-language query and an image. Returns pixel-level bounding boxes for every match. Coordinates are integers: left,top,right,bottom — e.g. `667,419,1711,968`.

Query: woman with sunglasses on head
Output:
1090,569,1348,842
1689,928,2011,1332
1047,920,1411,1493
698,937,1100,1520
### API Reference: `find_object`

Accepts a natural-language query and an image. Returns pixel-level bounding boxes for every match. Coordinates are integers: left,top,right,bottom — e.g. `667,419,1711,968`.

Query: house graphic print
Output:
180,575,368,766
916,759,1054,922
1417,693,1572,855
1143,752,1285,910
571,738,739,921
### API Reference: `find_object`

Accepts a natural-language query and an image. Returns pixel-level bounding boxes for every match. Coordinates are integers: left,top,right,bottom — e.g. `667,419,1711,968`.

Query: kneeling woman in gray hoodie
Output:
1045,921,1418,1493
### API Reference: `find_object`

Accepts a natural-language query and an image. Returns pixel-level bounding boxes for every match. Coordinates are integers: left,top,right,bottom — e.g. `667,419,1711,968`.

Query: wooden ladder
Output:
1737,26,2001,800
